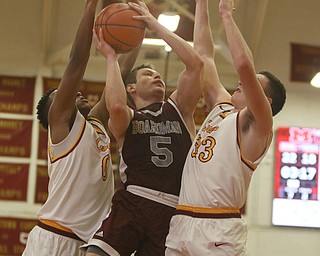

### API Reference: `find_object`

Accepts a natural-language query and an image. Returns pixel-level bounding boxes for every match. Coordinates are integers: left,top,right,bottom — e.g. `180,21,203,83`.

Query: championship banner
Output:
0,75,36,115
37,124,48,160
0,119,32,157
34,165,49,204
42,77,105,108
0,217,37,256
0,163,29,201
42,77,60,93
291,43,320,82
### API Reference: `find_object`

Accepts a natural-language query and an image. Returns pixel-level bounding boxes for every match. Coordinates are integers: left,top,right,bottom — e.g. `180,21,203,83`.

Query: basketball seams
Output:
105,32,142,48
106,9,145,29
101,24,146,30
94,3,146,53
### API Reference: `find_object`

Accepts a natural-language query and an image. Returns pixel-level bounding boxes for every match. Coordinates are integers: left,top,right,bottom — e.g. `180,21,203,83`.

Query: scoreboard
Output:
272,126,320,228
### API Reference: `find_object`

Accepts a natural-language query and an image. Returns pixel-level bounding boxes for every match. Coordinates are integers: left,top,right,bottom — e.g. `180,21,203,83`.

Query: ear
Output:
126,83,136,94
267,97,272,105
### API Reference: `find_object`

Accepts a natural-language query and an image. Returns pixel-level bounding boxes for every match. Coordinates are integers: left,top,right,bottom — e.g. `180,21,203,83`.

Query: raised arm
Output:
129,0,203,135
219,0,273,160
88,45,141,124
219,0,272,126
194,0,231,109
48,0,98,143
92,28,132,146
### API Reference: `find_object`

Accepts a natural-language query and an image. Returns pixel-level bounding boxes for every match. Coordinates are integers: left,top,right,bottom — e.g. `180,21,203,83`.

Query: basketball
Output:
95,3,146,54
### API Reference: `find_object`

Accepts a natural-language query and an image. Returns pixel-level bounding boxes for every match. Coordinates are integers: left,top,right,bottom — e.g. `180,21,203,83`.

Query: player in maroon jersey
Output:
83,1,204,256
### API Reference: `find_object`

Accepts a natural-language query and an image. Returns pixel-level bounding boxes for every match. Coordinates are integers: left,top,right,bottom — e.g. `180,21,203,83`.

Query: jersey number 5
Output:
150,136,173,167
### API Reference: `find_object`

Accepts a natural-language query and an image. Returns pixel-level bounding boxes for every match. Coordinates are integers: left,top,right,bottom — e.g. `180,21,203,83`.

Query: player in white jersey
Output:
22,0,140,255
165,0,286,255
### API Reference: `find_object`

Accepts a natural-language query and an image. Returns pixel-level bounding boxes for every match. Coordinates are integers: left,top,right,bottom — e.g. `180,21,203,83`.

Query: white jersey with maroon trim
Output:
178,102,270,209
38,111,114,242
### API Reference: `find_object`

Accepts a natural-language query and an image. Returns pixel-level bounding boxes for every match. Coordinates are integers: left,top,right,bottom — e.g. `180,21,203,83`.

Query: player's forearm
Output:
157,27,202,68
220,11,254,73
194,0,214,57
104,60,128,112
69,0,97,65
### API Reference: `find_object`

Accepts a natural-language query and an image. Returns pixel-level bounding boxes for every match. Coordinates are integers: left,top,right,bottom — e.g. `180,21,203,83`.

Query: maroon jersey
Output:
119,98,193,196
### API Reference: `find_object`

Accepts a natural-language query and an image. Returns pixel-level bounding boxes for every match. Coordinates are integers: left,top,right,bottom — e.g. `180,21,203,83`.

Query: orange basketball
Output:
95,3,146,53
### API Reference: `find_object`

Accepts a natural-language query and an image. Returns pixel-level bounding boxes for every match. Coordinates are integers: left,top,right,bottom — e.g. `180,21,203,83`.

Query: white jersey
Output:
38,111,114,242
178,102,269,209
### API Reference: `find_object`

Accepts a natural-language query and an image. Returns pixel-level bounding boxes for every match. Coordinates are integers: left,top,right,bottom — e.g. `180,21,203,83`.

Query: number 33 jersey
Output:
119,98,193,197
178,102,270,209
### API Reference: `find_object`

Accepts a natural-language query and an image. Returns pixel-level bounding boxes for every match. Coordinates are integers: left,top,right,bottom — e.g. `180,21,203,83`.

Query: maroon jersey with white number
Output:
119,98,193,196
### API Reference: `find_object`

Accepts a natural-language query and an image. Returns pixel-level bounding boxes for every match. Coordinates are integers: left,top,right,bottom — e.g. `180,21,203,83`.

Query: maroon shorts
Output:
92,189,176,256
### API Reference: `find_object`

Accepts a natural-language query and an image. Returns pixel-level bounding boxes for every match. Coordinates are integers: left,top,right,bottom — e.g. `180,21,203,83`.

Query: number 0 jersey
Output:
119,99,193,198
38,111,114,242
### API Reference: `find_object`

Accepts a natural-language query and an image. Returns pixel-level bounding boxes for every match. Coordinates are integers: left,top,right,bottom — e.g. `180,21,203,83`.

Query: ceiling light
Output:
311,72,320,88
157,13,180,32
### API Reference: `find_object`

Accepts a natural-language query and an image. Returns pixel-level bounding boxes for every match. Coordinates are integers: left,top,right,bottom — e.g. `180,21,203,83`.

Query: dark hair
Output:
124,63,155,107
258,70,286,116
36,87,57,129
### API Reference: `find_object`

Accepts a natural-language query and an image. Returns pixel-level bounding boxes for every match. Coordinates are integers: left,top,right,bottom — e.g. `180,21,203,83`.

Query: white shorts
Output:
22,225,85,256
165,215,250,256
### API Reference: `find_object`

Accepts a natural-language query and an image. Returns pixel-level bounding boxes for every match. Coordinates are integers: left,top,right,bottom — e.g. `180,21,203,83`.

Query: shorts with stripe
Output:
165,206,249,256
83,189,176,256
22,221,85,256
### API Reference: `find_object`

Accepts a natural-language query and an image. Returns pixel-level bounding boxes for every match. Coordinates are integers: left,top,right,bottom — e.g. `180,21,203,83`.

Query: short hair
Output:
258,70,286,116
36,87,57,129
124,63,155,107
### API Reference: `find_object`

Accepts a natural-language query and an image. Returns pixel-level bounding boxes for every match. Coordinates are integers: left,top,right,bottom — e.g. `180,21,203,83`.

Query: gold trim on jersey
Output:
91,123,104,135
49,118,86,163
87,116,104,126
88,117,107,135
213,101,234,109
39,219,74,233
236,112,257,171
176,204,240,214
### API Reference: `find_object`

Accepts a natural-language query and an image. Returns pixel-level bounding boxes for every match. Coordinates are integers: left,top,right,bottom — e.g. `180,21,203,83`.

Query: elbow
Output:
107,102,127,117
193,56,205,72
236,58,254,74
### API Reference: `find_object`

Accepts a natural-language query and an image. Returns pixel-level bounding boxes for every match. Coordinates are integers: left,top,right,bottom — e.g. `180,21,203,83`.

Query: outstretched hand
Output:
128,1,158,31
219,0,235,16
92,28,117,60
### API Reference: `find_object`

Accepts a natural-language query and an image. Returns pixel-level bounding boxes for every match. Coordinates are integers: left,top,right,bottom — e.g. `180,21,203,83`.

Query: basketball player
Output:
83,1,204,255
22,0,141,255
165,0,286,255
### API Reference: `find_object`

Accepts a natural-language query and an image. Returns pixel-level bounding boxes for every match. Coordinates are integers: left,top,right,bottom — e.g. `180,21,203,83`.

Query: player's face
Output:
49,90,91,118
231,81,246,110
135,68,165,101
231,74,269,110
75,92,91,117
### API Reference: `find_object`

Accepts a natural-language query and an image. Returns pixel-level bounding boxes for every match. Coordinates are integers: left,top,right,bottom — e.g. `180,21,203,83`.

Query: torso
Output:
178,102,268,209
119,99,193,196
38,111,114,241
